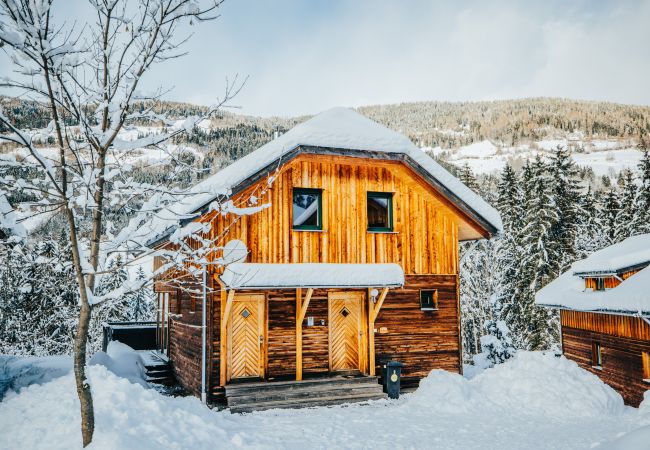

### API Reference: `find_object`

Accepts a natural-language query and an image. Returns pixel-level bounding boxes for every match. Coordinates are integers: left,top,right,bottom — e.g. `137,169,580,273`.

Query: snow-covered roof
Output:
220,263,404,289
536,263,650,315
132,107,502,248
0,194,26,238
571,234,650,275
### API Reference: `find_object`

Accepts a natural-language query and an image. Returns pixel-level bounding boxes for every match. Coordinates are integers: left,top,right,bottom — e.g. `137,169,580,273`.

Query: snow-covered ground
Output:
1,351,649,450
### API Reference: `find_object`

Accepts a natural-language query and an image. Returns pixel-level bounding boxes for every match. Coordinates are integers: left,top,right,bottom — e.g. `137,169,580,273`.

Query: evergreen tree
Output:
548,146,581,272
599,188,621,244
633,149,650,233
616,170,638,241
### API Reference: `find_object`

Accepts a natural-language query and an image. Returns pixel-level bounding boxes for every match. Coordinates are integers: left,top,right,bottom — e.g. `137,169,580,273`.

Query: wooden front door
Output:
228,294,265,380
329,291,364,372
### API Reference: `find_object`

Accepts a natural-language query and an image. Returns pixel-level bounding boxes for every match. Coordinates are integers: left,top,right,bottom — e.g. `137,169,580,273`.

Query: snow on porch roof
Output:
133,107,502,248
219,263,405,289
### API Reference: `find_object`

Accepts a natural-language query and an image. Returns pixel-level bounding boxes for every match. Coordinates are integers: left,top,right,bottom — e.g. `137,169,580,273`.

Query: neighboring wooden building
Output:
536,234,650,407
144,108,502,407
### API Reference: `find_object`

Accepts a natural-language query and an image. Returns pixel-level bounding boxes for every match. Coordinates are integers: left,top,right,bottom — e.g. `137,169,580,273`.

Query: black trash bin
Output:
385,361,404,399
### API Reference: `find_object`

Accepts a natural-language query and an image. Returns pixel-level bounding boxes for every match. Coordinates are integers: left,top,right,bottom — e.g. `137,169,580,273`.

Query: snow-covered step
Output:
226,375,386,413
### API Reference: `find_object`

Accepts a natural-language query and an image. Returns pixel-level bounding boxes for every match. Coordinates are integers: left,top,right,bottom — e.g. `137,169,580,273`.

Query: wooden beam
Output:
219,289,235,386
299,288,313,323
370,287,389,323
296,288,303,381
368,289,376,376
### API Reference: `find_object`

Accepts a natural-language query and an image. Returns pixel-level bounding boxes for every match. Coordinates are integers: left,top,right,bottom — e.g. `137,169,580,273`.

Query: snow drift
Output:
0,351,645,450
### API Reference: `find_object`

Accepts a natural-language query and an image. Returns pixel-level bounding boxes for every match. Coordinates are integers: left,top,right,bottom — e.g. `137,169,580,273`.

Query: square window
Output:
595,278,605,291
420,289,439,311
592,342,602,367
367,192,393,231
293,188,322,230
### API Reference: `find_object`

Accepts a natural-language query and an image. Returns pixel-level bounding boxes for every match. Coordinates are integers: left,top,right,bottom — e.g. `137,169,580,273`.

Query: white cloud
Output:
2,0,649,116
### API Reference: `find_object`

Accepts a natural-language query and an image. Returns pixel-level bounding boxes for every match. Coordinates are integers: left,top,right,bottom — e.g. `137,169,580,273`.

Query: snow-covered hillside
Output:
1,351,649,450
430,139,644,176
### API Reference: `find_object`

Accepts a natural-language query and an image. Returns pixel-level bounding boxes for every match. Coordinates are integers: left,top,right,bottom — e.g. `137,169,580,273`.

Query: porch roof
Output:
220,263,404,289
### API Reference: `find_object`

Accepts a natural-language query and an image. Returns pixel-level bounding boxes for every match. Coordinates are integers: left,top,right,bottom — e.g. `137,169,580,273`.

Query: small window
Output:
643,352,650,383
595,278,605,291
292,188,322,230
367,192,393,232
592,342,602,368
420,289,439,311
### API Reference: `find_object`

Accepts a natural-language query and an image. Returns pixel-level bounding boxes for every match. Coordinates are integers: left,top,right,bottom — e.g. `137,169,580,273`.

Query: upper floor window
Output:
293,188,322,230
367,192,393,232
595,278,605,291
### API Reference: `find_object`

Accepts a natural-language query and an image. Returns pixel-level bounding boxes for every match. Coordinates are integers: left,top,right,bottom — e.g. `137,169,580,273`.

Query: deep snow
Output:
1,351,649,449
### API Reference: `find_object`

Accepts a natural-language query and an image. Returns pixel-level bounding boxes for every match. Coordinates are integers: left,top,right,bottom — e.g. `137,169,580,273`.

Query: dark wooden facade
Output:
561,310,650,407
154,151,492,402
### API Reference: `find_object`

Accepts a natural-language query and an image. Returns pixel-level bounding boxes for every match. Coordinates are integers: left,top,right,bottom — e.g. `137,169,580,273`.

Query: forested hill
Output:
3,96,649,150
359,98,650,149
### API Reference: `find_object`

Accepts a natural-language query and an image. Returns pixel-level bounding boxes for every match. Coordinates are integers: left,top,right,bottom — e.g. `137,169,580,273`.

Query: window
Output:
420,290,439,311
592,342,602,368
367,192,393,232
595,278,605,291
643,352,650,383
292,188,322,230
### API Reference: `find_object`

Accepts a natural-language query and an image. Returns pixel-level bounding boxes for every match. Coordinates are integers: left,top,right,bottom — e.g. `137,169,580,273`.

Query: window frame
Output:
292,187,323,231
367,191,394,232
595,277,605,291
592,341,603,368
420,289,439,311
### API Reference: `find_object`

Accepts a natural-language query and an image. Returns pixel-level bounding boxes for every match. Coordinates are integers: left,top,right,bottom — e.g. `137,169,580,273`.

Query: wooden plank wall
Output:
584,269,640,290
561,310,650,341
206,155,461,274
562,326,650,407
375,275,460,383
208,274,459,396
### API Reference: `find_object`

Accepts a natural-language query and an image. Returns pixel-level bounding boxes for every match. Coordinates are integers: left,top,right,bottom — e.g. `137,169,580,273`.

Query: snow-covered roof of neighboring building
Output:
220,263,404,289
0,194,25,238
130,107,502,248
571,234,650,275
536,236,650,315
535,264,650,315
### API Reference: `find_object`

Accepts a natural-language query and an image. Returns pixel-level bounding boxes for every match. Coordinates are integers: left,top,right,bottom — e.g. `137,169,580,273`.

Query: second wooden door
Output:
329,291,364,372
229,294,265,380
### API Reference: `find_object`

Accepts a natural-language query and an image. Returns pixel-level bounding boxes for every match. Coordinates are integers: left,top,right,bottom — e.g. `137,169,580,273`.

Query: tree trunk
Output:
74,301,95,447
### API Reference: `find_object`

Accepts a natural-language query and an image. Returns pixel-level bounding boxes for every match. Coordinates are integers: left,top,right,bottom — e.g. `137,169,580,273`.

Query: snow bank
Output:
0,351,642,450
88,341,148,387
410,352,626,418
0,356,70,401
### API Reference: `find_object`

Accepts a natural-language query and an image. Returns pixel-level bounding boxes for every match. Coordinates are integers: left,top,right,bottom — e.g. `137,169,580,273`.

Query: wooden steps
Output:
140,351,175,385
225,376,386,413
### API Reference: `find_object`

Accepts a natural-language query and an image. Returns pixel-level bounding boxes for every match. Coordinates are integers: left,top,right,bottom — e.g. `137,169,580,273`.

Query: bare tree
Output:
0,0,262,445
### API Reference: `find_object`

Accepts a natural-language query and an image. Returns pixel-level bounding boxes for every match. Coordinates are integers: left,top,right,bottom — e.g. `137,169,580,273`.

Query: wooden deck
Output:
225,374,386,413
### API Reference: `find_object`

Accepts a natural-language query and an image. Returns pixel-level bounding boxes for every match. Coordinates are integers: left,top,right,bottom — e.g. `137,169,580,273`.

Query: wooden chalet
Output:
536,234,650,407
146,108,503,409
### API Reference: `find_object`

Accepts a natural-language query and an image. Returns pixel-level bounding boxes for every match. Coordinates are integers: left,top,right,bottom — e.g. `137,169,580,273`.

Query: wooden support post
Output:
296,288,313,381
296,288,302,381
368,287,389,376
219,289,235,386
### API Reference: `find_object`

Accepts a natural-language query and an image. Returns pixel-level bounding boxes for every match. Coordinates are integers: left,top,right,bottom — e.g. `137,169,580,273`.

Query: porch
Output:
216,263,405,391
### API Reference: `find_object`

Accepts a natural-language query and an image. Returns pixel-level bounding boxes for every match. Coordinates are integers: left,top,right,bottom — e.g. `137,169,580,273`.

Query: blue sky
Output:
2,0,649,116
